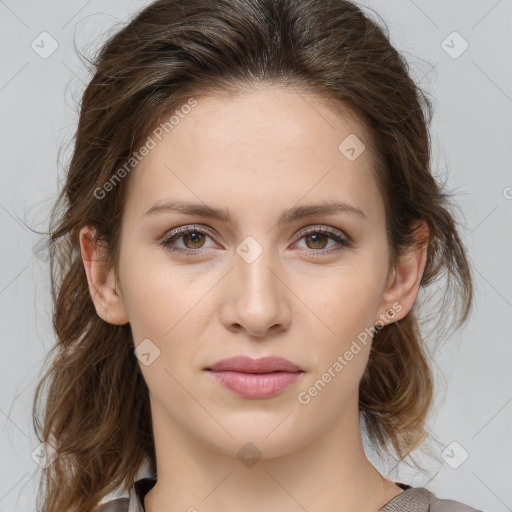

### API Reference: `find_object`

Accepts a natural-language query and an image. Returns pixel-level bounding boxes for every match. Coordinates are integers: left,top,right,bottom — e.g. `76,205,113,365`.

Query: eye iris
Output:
184,231,205,249
306,233,328,249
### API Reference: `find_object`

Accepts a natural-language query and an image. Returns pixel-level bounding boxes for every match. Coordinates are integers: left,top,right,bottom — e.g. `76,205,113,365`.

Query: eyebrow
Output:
144,199,367,223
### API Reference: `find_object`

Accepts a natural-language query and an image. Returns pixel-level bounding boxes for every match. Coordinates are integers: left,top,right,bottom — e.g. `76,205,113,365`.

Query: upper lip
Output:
206,356,303,373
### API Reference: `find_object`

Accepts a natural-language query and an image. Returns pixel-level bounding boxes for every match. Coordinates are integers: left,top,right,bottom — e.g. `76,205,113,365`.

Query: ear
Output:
79,225,129,325
376,219,429,325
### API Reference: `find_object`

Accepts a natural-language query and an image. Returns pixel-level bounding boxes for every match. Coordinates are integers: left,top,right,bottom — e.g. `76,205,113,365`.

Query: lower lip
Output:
208,370,303,399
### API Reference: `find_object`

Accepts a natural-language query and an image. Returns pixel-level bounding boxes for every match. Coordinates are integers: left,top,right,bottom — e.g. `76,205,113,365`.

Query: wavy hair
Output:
32,0,473,510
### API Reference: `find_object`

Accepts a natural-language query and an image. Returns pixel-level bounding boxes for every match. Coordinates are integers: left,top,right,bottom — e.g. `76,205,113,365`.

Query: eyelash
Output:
159,224,352,257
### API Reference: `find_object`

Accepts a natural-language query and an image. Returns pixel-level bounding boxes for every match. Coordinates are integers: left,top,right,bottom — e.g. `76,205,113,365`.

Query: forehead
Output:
124,86,384,225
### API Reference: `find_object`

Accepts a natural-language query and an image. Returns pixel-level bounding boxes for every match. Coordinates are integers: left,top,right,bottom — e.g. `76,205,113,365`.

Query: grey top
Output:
96,477,484,512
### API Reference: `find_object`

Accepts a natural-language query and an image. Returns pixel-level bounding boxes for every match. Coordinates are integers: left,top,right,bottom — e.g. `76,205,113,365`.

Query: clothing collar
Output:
127,477,431,512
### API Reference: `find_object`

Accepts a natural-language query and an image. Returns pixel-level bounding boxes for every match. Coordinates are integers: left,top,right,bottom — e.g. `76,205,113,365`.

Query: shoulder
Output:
95,498,130,512
429,489,484,512
380,486,484,512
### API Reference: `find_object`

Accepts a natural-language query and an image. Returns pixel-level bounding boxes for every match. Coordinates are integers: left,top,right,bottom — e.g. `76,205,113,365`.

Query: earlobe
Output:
378,220,429,324
79,226,129,325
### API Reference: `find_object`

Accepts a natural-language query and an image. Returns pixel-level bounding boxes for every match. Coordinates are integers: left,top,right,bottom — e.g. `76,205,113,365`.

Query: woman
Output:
32,0,481,511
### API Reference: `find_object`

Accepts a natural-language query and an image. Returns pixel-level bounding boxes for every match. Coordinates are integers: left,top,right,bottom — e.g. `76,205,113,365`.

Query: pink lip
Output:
205,356,304,399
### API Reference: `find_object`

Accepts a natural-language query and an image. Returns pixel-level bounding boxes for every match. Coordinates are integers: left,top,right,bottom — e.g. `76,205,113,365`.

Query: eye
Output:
159,225,218,255
159,224,352,256
293,225,352,255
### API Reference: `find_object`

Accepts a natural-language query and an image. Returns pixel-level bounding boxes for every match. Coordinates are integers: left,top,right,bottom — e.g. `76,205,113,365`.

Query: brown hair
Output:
32,0,473,510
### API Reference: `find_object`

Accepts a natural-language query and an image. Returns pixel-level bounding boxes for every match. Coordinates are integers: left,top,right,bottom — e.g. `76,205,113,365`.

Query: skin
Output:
80,85,429,512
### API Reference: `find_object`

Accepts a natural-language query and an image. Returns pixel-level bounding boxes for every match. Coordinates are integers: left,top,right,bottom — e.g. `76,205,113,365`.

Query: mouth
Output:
205,355,303,373
205,356,304,399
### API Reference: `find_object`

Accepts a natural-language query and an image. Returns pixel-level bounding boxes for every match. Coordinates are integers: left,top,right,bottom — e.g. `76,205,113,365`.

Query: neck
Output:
144,400,404,512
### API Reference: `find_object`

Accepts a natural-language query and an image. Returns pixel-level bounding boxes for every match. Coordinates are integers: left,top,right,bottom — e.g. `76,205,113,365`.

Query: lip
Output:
205,356,304,399
207,356,303,373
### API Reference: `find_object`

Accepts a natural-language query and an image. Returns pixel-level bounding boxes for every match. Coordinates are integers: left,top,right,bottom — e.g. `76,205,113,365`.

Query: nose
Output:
219,243,292,338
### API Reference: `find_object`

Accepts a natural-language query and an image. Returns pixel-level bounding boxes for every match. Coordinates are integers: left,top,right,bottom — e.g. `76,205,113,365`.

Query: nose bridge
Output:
223,233,289,334
235,233,280,304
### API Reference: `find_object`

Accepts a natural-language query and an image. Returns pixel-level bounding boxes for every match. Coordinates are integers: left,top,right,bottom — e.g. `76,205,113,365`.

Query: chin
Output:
197,417,312,462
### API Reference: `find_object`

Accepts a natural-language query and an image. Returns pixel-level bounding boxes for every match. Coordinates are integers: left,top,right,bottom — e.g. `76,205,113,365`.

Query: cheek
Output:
119,245,206,341
296,251,386,387
308,259,385,335
296,272,377,409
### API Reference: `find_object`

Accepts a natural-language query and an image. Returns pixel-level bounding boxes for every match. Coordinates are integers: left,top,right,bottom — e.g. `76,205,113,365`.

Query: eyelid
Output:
171,224,217,239
159,224,219,249
295,225,352,244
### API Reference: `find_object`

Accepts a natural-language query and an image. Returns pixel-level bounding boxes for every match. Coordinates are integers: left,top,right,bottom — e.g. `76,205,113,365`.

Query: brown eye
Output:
182,231,206,249
304,232,329,250
294,226,351,255
160,225,217,254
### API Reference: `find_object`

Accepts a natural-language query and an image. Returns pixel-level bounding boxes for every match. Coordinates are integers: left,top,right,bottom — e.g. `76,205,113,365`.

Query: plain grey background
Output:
0,1,511,510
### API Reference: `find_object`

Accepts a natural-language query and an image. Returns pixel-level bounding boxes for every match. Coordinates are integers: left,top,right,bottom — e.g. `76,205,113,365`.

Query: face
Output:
87,86,406,458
